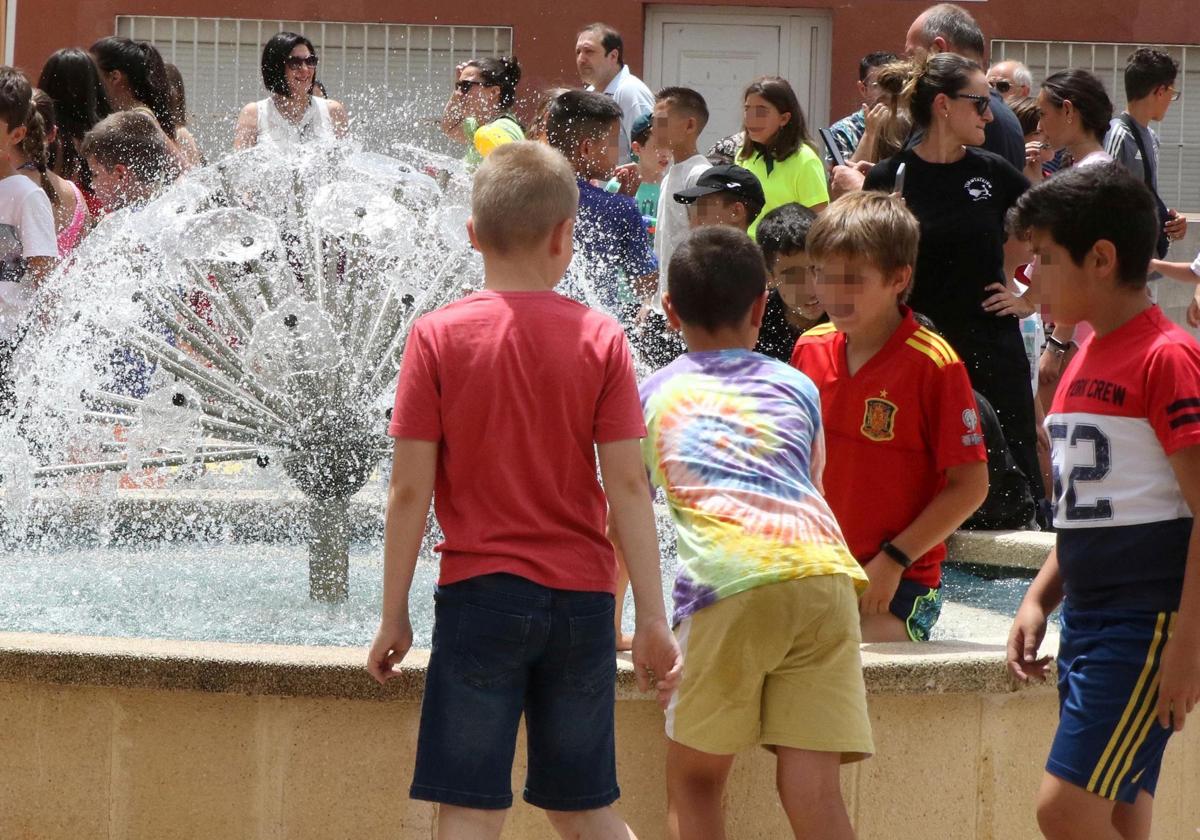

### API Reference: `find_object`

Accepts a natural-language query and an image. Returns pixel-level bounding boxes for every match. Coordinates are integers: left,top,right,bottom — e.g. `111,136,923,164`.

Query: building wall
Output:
17,0,1200,124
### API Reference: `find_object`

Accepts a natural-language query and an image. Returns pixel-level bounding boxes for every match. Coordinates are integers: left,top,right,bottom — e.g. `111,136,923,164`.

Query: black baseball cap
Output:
674,165,766,210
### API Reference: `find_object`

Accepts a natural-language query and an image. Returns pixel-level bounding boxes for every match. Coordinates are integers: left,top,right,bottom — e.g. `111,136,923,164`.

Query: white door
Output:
645,6,832,156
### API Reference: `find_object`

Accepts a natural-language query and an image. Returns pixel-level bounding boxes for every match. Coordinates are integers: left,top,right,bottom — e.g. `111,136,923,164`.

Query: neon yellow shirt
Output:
463,115,524,169
739,143,829,238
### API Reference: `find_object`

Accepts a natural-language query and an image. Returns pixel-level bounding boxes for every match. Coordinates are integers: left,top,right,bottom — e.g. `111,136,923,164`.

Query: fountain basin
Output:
2,624,1198,840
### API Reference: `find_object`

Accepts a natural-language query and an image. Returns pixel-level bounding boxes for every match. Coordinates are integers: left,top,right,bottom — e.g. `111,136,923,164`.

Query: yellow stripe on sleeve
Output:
913,328,961,363
904,336,948,368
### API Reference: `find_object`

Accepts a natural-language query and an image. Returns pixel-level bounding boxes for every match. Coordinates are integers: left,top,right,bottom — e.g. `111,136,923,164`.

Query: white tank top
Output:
255,95,335,146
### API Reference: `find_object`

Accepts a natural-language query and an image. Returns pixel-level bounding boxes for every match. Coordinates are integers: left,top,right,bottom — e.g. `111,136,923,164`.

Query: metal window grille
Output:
117,16,513,157
992,39,1198,212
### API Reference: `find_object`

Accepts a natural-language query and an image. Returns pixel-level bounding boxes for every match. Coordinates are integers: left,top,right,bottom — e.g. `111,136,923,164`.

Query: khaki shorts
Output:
665,575,873,761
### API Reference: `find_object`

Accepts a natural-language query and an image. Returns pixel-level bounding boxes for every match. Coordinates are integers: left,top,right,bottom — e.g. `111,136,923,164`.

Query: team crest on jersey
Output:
961,408,983,446
862,394,898,441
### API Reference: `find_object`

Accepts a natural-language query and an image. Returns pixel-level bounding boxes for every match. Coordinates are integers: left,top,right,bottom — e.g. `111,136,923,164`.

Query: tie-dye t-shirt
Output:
640,349,867,626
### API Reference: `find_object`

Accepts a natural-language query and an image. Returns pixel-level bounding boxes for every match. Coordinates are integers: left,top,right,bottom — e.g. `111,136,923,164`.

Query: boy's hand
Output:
1006,602,1053,682
1157,636,1200,730
859,554,903,616
366,616,414,686
632,617,682,710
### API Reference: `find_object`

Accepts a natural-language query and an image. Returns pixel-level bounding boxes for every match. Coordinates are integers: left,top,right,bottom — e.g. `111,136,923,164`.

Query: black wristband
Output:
880,540,914,569
1045,335,1074,353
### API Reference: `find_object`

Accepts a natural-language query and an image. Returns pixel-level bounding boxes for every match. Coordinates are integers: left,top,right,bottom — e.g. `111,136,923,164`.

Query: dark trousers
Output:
947,325,1045,506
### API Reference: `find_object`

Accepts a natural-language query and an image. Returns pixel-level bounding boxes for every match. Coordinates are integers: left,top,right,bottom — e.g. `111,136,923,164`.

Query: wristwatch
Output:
1044,335,1074,356
880,541,914,569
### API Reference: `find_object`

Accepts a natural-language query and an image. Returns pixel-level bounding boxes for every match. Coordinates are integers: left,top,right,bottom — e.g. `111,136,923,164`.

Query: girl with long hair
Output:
737,76,829,236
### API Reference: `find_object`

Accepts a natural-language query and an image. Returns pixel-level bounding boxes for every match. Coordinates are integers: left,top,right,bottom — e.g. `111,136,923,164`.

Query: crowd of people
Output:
3,6,1200,838
370,4,1200,840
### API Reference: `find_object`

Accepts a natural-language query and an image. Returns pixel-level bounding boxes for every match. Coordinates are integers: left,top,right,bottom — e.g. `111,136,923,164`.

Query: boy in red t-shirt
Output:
366,141,680,840
791,191,989,643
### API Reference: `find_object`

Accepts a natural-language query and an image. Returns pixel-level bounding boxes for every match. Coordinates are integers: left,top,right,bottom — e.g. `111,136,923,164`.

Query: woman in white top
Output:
234,32,349,149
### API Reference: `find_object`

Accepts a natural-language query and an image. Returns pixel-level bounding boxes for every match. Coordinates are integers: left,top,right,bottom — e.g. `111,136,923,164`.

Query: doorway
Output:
644,5,832,154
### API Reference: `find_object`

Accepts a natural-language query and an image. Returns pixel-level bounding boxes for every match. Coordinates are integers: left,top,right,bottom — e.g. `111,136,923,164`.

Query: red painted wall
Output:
17,1,1200,124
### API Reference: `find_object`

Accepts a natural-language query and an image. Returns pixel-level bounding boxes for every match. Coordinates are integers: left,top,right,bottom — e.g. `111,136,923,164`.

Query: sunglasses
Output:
988,79,1012,94
1165,86,1182,102
285,55,319,69
456,79,491,94
954,92,992,117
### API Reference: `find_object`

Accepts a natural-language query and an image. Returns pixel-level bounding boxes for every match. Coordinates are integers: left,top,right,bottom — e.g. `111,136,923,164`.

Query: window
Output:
117,16,513,156
992,40,1198,211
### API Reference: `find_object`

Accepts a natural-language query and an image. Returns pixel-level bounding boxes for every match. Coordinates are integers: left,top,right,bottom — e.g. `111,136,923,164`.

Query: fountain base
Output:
308,496,351,602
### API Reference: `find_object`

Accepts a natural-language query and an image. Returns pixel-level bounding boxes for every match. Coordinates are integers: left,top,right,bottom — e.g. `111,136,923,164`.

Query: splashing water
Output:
0,138,480,601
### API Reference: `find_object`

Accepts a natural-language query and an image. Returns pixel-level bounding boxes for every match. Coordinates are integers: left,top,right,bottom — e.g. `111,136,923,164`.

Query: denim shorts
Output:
410,573,620,811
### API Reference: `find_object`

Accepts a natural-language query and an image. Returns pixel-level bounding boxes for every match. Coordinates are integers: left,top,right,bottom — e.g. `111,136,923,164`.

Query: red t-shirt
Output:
388,290,646,593
790,308,987,587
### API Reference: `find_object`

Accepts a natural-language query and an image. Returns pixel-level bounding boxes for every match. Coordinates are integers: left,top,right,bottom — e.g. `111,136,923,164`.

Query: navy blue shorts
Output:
410,573,620,811
1048,606,1178,803
889,578,942,642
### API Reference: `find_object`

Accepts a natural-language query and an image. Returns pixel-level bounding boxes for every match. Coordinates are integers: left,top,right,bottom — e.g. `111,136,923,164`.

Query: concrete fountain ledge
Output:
0,625,1041,701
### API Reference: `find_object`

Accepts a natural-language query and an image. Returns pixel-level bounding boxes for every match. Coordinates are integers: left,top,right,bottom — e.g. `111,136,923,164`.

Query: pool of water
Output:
0,541,1042,647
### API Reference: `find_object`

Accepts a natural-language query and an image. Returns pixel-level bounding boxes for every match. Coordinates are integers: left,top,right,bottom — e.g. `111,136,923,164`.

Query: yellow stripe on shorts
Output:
1100,612,1177,799
1086,611,1168,798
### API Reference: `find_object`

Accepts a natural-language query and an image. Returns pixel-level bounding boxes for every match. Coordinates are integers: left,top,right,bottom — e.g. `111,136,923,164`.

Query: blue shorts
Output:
889,578,942,642
1047,606,1177,803
410,573,620,811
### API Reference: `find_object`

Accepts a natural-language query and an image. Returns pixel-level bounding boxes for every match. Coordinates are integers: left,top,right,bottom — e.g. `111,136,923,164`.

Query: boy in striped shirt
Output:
1008,163,1200,839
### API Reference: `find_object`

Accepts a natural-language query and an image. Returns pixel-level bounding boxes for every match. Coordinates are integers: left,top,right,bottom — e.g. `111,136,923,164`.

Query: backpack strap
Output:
1120,112,1156,188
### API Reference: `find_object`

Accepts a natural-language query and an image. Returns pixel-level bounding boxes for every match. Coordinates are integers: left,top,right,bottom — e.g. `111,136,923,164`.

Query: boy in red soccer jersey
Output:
1007,163,1200,840
791,191,989,643
365,142,680,840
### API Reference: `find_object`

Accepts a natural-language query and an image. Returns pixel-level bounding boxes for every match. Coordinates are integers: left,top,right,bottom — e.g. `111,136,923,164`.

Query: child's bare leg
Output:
1036,774,1123,840
436,805,507,840
860,613,911,643
545,806,637,840
1111,790,1154,840
775,747,854,840
666,739,735,840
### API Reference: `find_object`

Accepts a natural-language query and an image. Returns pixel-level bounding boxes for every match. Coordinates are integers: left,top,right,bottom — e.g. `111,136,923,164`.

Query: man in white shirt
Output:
576,23,655,165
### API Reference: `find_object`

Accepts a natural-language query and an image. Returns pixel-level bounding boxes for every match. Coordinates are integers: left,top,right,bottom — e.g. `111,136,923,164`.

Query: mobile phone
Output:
819,128,846,168
894,162,907,196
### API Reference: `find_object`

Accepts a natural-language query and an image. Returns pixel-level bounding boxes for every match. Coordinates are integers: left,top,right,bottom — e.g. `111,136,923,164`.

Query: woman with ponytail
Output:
90,37,176,141
440,55,524,168
234,31,349,149
0,68,59,416
863,52,1043,514
37,47,111,214
31,91,89,255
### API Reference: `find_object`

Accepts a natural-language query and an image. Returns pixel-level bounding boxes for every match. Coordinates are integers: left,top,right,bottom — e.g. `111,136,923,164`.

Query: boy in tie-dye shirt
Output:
640,225,871,838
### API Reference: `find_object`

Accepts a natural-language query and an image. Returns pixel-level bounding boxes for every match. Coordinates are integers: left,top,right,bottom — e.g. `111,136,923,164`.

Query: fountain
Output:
0,139,478,602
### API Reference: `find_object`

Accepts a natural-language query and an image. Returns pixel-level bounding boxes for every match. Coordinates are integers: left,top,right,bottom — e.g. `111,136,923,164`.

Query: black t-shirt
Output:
755,290,797,362
754,291,828,362
864,147,1029,342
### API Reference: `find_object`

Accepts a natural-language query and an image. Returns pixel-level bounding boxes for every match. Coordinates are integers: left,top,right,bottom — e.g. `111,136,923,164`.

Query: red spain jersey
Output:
1048,306,1200,612
790,308,987,587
